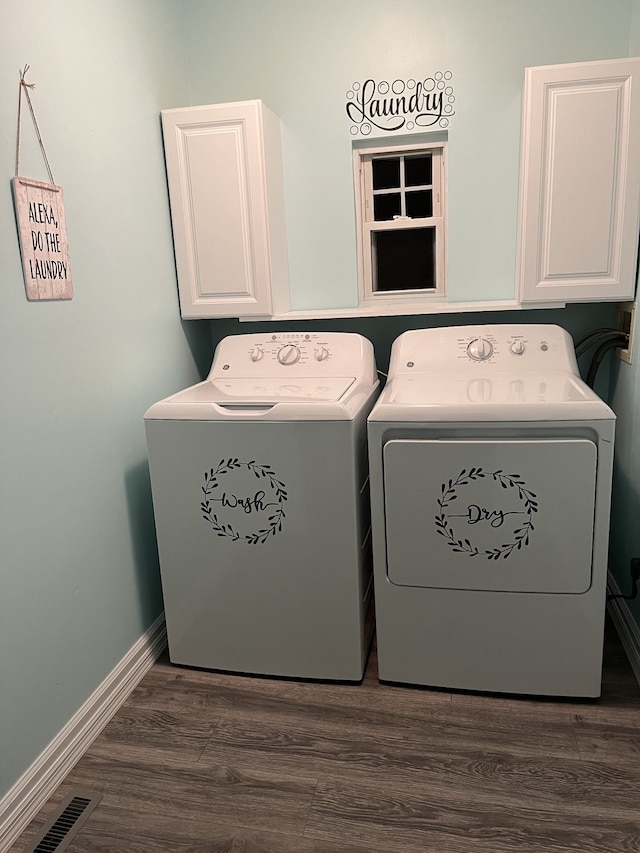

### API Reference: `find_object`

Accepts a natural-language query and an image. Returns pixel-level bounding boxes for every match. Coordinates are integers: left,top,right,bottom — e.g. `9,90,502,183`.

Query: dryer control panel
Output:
389,324,580,375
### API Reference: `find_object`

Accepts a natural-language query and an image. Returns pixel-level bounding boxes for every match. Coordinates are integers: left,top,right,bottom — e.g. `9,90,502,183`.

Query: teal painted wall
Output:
1,0,637,812
0,1,210,800
607,0,640,622
186,0,638,633
183,0,633,310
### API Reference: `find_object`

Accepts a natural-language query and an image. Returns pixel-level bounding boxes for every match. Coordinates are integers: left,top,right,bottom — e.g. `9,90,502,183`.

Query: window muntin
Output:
355,142,445,301
371,154,433,221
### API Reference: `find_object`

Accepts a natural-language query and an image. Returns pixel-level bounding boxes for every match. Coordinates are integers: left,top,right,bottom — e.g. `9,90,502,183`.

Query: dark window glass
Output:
405,155,432,187
372,157,400,190
405,190,433,218
373,193,402,221
372,227,436,291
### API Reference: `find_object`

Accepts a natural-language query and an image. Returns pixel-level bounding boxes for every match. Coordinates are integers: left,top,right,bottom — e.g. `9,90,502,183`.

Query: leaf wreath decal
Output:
435,468,537,560
200,458,287,545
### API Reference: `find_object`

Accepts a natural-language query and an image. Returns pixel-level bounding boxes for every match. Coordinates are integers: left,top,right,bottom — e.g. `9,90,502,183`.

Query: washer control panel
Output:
389,325,579,375
208,332,376,381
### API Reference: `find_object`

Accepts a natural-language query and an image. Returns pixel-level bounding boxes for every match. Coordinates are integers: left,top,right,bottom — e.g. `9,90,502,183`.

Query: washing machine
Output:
145,332,378,680
367,324,615,697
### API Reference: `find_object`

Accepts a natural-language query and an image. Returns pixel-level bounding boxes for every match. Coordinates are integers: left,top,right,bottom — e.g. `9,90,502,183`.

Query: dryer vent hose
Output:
585,334,629,388
575,328,629,388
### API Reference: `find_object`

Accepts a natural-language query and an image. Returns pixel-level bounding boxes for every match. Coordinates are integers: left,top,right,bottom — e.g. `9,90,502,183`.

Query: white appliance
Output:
145,332,379,680
367,324,615,697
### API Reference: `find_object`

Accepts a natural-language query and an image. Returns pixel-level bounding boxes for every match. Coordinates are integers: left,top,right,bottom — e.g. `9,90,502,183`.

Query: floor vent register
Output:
23,790,102,853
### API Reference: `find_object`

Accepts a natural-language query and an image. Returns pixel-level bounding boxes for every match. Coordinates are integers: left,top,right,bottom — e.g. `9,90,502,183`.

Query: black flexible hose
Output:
575,327,619,349
575,328,621,359
585,335,628,388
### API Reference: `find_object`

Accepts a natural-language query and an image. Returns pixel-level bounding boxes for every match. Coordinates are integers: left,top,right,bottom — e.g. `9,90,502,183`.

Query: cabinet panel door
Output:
162,101,286,318
518,57,640,304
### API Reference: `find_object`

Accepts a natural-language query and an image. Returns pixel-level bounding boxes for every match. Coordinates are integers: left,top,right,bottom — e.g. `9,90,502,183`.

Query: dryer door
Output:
383,438,597,592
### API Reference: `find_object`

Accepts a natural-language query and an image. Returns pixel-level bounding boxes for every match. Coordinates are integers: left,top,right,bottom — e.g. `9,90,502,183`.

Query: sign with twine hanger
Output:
12,64,73,301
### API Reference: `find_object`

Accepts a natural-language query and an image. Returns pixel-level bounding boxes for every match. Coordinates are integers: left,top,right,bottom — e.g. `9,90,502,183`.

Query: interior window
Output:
354,142,446,302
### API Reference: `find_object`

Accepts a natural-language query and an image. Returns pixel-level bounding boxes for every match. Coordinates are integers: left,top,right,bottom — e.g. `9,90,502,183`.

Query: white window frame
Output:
353,141,447,306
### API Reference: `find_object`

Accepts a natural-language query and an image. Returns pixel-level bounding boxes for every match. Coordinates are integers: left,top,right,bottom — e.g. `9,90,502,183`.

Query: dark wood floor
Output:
11,619,640,853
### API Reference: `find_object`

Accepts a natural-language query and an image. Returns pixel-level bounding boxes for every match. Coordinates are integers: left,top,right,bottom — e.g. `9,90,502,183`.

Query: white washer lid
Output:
144,375,368,420
191,376,356,403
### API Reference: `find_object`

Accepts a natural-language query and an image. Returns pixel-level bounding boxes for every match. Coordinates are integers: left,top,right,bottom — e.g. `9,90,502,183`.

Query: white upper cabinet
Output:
518,57,640,305
161,100,289,318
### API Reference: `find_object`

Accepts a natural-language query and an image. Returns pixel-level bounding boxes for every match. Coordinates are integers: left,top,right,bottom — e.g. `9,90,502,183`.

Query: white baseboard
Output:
0,614,167,852
607,573,640,687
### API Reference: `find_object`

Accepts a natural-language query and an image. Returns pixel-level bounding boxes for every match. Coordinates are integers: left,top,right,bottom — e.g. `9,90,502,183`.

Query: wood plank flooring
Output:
11,618,640,852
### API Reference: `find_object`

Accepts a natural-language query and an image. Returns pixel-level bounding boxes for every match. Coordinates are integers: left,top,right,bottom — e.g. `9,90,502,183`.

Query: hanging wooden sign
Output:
13,65,73,301
12,177,73,301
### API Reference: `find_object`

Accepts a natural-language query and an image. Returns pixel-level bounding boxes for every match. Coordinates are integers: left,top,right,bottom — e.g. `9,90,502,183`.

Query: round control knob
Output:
510,340,525,356
249,346,264,362
277,344,301,365
466,337,494,361
314,346,329,362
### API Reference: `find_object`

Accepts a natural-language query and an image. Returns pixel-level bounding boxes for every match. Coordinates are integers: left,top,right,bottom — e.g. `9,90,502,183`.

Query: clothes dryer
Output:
145,332,378,680
367,325,615,697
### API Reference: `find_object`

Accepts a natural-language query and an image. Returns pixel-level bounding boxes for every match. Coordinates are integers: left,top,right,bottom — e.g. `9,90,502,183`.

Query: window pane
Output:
373,193,402,221
372,157,400,190
405,190,433,218
372,227,436,291
404,155,432,187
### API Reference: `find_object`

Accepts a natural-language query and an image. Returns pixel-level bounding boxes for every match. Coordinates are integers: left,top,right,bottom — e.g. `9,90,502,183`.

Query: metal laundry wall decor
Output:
12,65,73,301
435,467,538,560
201,458,288,545
346,74,455,136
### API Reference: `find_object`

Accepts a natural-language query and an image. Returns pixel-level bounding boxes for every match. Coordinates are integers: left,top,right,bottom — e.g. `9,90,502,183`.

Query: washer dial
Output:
277,344,301,365
467,337,494,361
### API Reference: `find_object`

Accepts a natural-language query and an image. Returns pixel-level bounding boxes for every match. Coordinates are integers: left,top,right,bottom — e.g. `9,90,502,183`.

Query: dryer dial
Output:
249,346,264,362
277,343,301,365
467,337,494,361
314,346,330,362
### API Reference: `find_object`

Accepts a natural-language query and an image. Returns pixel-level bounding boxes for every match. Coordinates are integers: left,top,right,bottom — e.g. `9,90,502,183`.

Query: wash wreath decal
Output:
201,459,287,545
346,74,455,136
435,468,538,560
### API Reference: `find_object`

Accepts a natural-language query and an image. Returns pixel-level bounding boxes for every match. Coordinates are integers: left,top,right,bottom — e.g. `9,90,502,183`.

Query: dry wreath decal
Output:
201,459,287,545
435,468,537,560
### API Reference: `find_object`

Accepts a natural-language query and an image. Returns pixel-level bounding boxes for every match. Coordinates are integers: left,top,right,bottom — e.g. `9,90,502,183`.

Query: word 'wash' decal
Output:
201,459,287,545
435,468,537,560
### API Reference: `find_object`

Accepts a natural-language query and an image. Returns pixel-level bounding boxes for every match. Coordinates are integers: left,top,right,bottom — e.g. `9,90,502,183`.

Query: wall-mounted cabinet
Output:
161,61,640,321
518,57,640,305
161,100,289,318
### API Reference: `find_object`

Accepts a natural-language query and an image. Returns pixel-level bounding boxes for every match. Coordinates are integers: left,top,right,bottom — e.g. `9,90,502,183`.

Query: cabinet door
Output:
161,101,288,318
518,57,640,305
